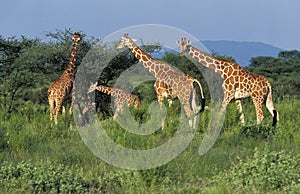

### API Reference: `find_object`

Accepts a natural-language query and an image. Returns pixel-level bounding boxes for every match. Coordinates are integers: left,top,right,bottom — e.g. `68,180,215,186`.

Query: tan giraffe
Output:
47,32,81,125
177,38,279,126
116,33,205,127
155,74,205,109
88,82,141,119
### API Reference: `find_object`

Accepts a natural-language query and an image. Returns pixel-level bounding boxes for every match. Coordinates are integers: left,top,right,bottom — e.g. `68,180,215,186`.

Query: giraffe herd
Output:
48,33,278,128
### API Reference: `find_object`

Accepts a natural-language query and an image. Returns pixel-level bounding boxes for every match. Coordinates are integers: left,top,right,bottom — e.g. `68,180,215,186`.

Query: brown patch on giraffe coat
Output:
232,70,238,75
142,55,148,61
209,64,216,70
136,54,141,60
206,58,213,63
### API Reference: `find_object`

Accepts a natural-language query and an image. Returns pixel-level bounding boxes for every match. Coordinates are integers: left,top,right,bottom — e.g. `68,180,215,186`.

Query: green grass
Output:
0,99,299,193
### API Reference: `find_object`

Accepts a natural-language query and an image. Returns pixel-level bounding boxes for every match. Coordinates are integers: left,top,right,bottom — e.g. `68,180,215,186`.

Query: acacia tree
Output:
0,29,97,116
0,36,38,114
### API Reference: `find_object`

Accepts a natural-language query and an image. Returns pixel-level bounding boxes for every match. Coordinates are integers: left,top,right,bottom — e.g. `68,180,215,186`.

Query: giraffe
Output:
47,32,81,126
176,38,279,126
87,82,141,119
116,33,205,128
155,74,205,109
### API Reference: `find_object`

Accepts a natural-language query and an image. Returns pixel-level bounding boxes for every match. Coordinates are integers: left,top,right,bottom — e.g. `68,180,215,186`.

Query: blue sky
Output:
1,0,300,50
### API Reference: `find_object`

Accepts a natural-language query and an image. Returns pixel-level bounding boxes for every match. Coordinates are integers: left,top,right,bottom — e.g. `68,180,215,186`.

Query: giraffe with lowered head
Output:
155,74,205,108
47,32,81,126
116,33,205,127
177,38,278,126
87,82,141,119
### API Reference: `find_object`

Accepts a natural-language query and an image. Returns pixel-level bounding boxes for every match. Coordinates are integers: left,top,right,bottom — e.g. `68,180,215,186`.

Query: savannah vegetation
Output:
0,29,300,193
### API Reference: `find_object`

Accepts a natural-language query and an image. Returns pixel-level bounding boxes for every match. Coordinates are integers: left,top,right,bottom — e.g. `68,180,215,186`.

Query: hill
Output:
202,40,283,66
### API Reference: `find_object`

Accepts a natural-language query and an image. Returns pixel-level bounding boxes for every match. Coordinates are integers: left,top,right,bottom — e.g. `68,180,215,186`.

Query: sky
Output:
1,0,300,50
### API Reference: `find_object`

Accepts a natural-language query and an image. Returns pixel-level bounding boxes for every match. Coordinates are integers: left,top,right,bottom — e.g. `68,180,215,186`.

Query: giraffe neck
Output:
127,40,176,78
96,85,113,96
63,40,79,76
127,41,157,74
187,45,239,78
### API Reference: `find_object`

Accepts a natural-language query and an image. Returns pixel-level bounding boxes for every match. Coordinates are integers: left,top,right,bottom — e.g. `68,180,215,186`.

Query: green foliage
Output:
240,124,276,139
0,98,299,193
0,29,97,114
0,30,300,193
0,160,94,193
211,51,236,62
211,147,300,192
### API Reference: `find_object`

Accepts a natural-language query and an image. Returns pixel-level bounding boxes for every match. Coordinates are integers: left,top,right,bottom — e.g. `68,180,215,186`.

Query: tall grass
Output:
0,99,299,193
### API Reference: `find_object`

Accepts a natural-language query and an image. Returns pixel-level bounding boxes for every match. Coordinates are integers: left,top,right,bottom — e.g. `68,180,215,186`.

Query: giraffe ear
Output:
176,40,180,45
187,40,191,44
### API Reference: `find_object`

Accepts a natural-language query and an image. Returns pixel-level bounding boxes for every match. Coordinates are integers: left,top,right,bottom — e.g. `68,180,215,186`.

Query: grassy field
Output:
0,98,299,193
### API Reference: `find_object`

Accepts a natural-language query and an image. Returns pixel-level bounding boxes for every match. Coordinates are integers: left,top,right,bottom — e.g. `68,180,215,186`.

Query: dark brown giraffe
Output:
47,32,81,125
177,38,278,126
116,34,205,127
88,83,141,119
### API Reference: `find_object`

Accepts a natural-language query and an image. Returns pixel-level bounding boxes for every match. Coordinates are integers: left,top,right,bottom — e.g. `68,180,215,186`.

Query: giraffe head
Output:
133,97,141,108
116,33,136,50
73,32,81,42
176,38,191,56
87,82,98,94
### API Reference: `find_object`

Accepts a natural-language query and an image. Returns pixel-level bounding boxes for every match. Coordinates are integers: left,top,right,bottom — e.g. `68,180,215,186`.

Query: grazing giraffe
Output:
177,38,278,126
47,32,81,125
155,74,205,109
88,82,141,119
116,33,205,127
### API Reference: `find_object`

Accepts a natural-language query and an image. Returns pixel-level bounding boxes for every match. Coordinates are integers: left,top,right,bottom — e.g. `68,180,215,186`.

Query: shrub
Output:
211,147,300,192
0,160,96,193
240,124,276,139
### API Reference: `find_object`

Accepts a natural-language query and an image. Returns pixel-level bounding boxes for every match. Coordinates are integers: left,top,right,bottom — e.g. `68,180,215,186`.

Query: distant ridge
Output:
202,40,283,66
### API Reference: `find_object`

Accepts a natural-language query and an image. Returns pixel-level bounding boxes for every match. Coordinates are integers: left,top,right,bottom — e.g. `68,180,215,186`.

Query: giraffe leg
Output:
159,98,166,130
235,100,245,124
182,103,194,128
155,88,166,130
167,99,173,107
62,105,66,115
252,97,264,125
69,86,76,128
48,97,55,124
221,93,233,115
54,100,63,125
113,108,121,120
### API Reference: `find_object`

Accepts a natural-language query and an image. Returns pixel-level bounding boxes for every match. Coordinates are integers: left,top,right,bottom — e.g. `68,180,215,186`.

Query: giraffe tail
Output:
266,85,279,126
193,79,206,114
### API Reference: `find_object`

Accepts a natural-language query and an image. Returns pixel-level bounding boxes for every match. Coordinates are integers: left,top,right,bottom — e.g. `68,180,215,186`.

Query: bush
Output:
0,160,97,193
240,124,276,139
211,147,300,192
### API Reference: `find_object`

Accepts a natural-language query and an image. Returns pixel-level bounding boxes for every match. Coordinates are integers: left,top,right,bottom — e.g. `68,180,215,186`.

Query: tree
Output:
0,29,98,115
211,51,236,63
0,36,39,114
278,50,300,60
